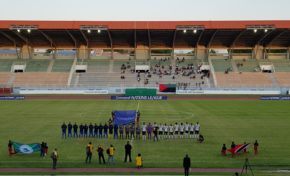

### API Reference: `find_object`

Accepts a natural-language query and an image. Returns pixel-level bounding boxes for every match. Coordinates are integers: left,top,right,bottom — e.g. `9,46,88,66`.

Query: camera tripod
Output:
240,158,254,176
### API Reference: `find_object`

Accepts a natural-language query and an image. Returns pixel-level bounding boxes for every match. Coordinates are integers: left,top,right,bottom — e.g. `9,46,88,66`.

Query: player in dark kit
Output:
130,125,135,139
94,123,99,138
125,125,130,139
61,122,67,139
119,125,124,139
98,123,103,138
79,123,84,138
89,123,94,138
103,123,108,138
113,124,118,139
67,122,72,138
73,123,78,138
108,123,114,139
84,124,88,138
136,125,141,140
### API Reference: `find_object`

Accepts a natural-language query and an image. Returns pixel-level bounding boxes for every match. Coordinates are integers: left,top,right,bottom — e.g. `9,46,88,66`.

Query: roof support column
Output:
147,29,151,60
253,44,264,60
172,30,177,60
134,29,137,60
106,30,113,60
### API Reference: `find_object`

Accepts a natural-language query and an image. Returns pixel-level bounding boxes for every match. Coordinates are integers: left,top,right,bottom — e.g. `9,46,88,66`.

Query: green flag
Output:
12,141,41,154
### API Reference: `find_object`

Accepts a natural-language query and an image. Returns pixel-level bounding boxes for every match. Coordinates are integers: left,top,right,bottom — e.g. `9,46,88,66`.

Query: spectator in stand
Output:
61,122,67,139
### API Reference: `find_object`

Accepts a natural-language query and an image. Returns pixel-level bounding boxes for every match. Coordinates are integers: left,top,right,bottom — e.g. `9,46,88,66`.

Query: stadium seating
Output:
215,72,273,87
211,59,232,72
86,60,110,73
234,59,260,72
25,59,50,72
274,72,290,87
0,73,12,85
270,59,290,72
0,59,15,72
51,59,74,72
13,72,69,87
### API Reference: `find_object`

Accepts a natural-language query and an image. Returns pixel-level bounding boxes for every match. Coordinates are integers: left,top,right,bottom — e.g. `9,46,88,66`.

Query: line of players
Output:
61,122,201,140
141,122,201,140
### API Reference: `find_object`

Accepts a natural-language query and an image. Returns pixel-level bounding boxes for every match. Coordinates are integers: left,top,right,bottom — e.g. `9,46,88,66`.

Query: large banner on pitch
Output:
12,141,41,154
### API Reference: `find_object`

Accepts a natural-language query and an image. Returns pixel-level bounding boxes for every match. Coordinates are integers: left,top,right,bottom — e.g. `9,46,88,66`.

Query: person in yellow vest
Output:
85,142,93,164
107,144,115,165
135,153,143,168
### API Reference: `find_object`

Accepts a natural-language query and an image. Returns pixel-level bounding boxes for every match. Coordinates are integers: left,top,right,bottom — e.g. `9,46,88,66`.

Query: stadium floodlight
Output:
9,25,38,33
80,25,108,34
176,25,205,34
246,25,275,34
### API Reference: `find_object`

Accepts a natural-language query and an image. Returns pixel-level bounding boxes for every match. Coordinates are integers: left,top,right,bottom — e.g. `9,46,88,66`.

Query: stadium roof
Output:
0,20,290,48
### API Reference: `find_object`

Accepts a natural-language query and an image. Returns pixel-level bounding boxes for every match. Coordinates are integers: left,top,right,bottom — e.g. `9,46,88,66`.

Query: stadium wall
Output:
13,87,288,95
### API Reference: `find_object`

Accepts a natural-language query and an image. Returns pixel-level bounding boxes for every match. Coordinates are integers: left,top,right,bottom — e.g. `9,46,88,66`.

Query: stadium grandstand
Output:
0,20,290,90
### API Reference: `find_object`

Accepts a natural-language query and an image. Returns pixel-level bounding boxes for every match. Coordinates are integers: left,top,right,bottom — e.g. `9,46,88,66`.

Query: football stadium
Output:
1,2,290,176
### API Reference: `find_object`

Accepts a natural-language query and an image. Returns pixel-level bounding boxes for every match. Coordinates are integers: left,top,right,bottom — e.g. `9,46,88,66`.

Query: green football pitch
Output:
0,99,290,173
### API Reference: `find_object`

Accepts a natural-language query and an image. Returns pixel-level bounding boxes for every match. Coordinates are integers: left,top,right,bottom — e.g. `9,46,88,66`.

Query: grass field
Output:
0,99,290,174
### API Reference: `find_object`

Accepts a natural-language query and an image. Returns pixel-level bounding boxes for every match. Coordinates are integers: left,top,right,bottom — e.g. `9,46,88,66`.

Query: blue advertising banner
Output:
260,96,290,100
111,96,167,100
0,96,25,100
